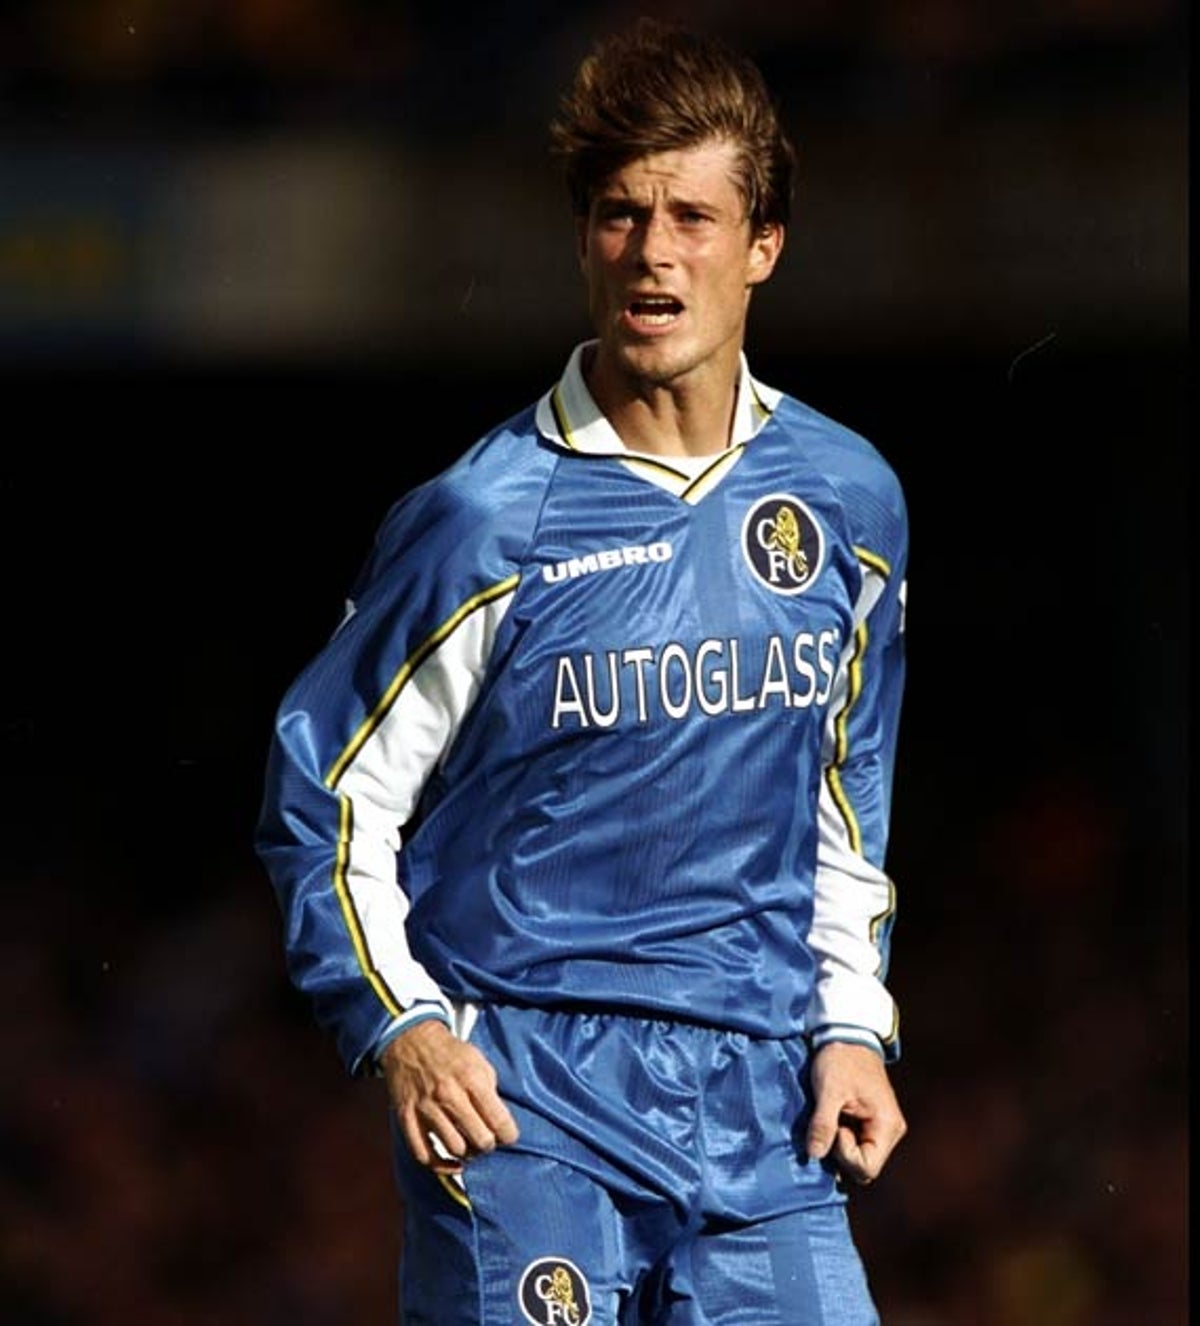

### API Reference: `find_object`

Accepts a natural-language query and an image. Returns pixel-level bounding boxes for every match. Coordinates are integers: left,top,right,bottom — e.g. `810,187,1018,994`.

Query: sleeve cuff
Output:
369,1002,454,1074
809,1024,891,1061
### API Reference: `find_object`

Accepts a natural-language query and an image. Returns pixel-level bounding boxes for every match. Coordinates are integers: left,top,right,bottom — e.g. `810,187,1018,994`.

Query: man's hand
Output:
806,1040,907,1185
380,1020,519,1173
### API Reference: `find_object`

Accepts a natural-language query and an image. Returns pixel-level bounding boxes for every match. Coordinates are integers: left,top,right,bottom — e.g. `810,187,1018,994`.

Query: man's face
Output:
577,139,783,392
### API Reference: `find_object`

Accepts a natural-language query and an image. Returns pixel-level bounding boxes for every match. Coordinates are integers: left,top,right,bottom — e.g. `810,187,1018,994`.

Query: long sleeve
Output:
254,479,520,1075
806,533,908,1062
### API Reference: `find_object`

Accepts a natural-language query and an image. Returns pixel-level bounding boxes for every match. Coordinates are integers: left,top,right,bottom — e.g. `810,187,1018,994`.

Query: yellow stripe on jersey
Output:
870,875,897,947
439,1172,472,1211
831,619,868,781
618,453,699,485
331,793,402,1017
870,877,898,992
681,446,746,504
824,543,894,851
550,385,575,448
853,545,892,579
749,380,775,422
825,542,890,856
825,765,864,858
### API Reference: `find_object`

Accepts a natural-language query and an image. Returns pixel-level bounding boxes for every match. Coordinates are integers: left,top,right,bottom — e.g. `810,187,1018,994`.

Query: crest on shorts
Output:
518,1256,592,1325
741,493,824,595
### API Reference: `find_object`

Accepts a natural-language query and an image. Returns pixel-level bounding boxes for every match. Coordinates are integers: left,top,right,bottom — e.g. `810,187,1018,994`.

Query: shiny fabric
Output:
391,1006,878,1325
256,352,908,1073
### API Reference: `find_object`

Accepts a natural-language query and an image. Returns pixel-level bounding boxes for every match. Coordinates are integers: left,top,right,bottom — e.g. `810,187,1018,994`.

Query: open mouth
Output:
627,295,684,327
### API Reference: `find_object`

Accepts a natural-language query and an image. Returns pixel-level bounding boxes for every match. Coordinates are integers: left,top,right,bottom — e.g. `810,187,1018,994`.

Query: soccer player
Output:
256,18,909,1324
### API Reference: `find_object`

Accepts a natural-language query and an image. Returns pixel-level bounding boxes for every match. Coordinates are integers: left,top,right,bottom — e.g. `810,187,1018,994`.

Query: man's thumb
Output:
806,1108,838,1160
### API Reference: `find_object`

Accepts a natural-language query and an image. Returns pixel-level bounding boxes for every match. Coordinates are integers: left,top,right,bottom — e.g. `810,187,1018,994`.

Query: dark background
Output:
1,4,1187,1323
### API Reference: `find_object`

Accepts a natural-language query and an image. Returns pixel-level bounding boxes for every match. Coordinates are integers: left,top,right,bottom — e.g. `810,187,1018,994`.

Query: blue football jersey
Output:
255,343,908,1075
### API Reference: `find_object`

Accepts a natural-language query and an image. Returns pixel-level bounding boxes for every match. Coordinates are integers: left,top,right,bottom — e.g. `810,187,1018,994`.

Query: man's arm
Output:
806,529,909,1180
806,546,906,1050
254,483,519,1077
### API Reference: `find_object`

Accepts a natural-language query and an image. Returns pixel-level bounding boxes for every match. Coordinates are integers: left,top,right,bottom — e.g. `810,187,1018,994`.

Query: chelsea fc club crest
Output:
741,493,824,595
518,1256,592,1324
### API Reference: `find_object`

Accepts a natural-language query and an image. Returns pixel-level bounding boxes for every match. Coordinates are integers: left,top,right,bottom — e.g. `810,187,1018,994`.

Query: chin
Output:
616,340,693,387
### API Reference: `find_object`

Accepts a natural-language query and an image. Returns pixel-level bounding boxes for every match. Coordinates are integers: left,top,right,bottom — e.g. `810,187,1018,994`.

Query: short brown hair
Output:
549,18,795,231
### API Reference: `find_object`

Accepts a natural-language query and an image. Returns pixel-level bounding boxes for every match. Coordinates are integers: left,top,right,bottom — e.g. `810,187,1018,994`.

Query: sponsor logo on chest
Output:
550,630,840,728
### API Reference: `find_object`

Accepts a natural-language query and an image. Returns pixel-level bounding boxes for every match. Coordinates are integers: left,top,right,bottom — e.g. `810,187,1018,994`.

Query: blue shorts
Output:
390,1005,879,1325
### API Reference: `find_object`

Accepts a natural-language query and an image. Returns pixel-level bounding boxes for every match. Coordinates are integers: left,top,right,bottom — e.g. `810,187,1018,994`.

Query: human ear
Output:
747,223,784,286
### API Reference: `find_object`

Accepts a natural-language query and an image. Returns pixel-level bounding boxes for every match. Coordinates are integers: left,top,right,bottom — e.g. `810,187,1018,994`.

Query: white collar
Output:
535,341,781,457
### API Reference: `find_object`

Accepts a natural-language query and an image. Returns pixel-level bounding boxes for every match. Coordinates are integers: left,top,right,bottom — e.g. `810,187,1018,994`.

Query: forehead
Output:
594,140,744,206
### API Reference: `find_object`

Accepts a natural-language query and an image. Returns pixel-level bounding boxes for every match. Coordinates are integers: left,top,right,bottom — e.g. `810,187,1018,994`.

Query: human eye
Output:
596,200,638,228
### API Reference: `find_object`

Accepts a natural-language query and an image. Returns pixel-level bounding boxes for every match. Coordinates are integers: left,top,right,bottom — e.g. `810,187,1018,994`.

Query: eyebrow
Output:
593,191,725,216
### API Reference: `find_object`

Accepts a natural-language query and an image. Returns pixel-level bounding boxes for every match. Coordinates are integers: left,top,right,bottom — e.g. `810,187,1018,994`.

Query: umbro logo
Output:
542,541,673,584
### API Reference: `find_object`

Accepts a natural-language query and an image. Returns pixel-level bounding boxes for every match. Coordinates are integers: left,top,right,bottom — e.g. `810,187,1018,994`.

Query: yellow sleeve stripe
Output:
331,793,402,1017
825,616,864,851
870,876,897,947
832,619,868,775
824,768,860,857
824,543,888,858
853,544,891,579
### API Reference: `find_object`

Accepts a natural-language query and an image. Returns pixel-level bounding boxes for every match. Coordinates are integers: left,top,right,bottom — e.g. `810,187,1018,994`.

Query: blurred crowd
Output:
2,850,400,1323
1,0,1186,132
0,752,1186,1322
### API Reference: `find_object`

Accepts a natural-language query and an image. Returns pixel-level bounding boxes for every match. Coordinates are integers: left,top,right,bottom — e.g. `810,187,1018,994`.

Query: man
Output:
256,18,909,1324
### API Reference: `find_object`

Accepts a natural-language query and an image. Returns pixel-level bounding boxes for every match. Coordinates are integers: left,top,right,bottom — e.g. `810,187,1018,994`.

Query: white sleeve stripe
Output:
806,559,898,1047
325,574,520,791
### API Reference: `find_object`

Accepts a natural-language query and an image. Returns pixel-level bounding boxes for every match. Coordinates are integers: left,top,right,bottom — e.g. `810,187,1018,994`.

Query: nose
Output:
634,210,675,269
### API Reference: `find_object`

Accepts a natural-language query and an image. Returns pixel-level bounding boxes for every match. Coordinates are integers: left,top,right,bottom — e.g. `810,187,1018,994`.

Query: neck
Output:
583,345,742,457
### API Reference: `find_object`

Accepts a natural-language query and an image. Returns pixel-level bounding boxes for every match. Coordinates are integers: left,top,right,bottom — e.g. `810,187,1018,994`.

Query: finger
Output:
403,1114,435,1168
806,1105,840,1160
406,1106,469,1168
457,1119,500,1156
849,1112,905,1176
836,1120,892,1183
476,1095,520,1147
449,1093,508,1156
831,1133,875,1184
